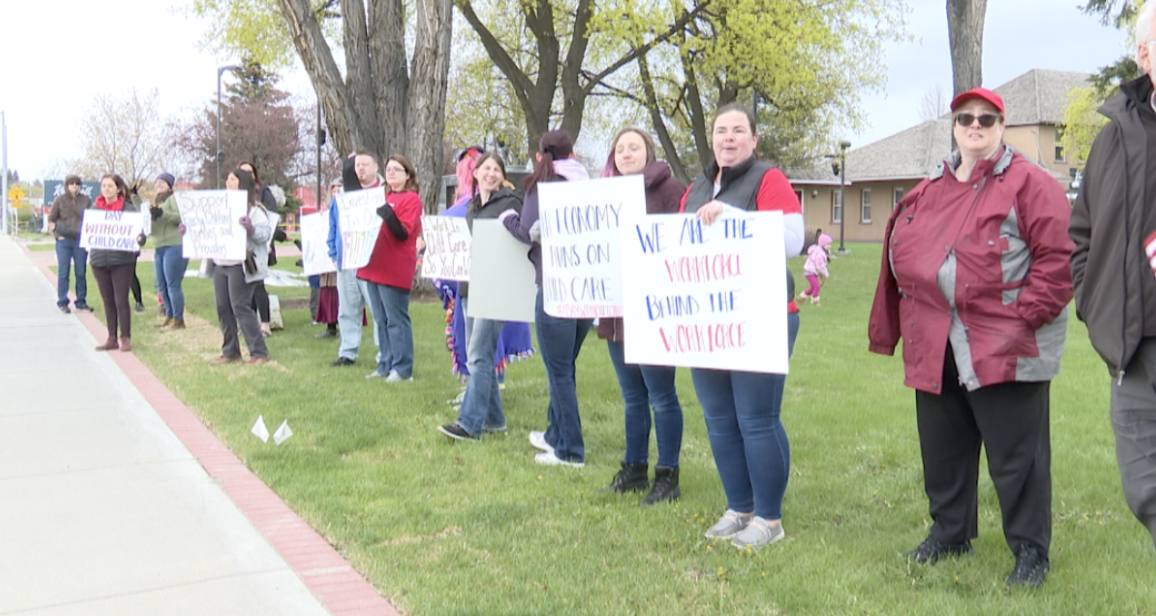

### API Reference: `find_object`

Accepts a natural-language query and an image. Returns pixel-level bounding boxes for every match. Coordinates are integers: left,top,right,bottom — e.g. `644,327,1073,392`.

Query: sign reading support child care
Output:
79,210,144,252
420,216,471,281
619,209,789,374
538,175,644,318
175,190,248,260
299,212,336,276
336,188,384,270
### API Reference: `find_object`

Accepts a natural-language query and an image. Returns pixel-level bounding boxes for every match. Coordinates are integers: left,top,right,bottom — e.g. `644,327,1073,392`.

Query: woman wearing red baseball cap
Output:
868,87,1074,587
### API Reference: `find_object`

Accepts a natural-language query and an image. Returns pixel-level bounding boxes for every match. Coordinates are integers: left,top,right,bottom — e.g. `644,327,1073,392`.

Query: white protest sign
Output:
538,175,644,318
79,210,144,252
300,212,336,276
420,215,471,281
467,219,537,323
620,209,788,374
175,190,248,260
336,188,384,270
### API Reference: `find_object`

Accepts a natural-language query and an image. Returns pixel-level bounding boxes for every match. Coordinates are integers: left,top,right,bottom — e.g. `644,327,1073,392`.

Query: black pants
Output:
92,263,135,339
1110,337,1156,552
914,349,1052,557
251,280,270,323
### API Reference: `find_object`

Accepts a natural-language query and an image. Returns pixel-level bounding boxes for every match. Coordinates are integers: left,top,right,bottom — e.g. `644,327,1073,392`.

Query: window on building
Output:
832,190,842,224
1055,145,1065,162
893,187,905,207
794,189,804,214
861,189,872,224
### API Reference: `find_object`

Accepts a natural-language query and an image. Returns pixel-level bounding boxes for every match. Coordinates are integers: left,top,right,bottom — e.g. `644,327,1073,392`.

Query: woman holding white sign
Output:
209,169,272,364
596,128,687,504
499,130,592,467
149,172,187,330
357,154,423,382
438,153,524,441
680,104,805,548
89,174,142,352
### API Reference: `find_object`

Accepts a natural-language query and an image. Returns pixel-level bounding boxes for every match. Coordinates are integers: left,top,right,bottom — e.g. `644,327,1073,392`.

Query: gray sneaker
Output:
704,510,751,539
731,516,784,549
385,370,413,383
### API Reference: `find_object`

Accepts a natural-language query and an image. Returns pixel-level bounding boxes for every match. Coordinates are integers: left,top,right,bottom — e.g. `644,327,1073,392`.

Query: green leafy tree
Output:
1060,86,1109,170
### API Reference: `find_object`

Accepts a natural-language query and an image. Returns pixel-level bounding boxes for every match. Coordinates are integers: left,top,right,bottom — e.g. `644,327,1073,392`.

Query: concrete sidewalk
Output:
0,235,396,615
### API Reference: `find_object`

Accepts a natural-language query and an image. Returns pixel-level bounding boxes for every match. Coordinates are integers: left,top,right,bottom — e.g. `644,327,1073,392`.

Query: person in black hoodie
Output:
48,175,93,313
1070,0,1156,554
594,128,687,505
437,153,523,441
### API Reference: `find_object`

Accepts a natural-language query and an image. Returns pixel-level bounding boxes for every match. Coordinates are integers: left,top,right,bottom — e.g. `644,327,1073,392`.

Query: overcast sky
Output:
0,1,1133,181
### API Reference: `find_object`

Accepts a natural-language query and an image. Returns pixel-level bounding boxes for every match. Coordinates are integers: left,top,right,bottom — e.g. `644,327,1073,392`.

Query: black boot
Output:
641,466,680,506
603,462,649,493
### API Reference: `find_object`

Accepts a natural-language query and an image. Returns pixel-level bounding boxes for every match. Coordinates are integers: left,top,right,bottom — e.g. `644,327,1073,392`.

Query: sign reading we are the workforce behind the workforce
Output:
537,175,644,319
619,208,789,374
175,190,248,260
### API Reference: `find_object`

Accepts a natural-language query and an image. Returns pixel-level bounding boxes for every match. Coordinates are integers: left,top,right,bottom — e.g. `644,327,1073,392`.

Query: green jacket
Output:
149,194,182,248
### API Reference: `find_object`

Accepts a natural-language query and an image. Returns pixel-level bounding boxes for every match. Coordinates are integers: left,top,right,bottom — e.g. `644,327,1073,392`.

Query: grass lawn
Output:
73,244,1155,615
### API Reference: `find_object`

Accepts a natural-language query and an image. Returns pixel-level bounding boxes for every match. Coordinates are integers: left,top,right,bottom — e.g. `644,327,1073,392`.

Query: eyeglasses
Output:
384,166,406,174
954,113,1001,128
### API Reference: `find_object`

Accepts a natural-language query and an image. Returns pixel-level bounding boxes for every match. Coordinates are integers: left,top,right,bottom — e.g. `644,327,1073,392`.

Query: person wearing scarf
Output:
89,174,141,352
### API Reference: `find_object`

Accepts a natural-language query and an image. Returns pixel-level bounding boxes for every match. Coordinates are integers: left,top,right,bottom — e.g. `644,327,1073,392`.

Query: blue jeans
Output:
336,269,371,361
692,312,799,520
535,288,593,463
153,245,189,319
364,281,414,378
607,340,683,468
455,298,505,435
54,237,88,307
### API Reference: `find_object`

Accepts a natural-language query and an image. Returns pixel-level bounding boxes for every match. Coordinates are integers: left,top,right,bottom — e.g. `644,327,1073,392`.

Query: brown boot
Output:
119,337,132,352
155,317,174,328
168,319,186,330
95,338,119,351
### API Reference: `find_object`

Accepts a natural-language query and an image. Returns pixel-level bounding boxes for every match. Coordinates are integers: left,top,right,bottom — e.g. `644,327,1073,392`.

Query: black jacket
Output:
461,186,522,298
1070,74,1156,377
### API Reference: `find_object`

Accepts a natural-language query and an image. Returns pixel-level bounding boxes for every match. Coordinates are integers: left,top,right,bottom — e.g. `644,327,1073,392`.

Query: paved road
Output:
0,234,396,616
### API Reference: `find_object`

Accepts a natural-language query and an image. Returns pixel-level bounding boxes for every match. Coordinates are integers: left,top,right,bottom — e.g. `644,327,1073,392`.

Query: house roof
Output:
785,69,1088,184
992,69,1091,126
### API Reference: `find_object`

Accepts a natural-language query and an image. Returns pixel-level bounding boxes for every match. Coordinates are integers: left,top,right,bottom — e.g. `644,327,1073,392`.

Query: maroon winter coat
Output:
868,146,1074,394
596,161,685,343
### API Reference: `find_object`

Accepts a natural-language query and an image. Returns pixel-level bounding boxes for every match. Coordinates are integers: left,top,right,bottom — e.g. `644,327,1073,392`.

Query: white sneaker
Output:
534,451,584,468
385,371,413,383
365,370,385,379
731,516,785,549
529,430,553,453
704,509,751,539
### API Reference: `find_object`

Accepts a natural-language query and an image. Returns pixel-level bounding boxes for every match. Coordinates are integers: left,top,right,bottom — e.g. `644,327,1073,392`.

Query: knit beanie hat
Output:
818,233,833,248
157,173,176,190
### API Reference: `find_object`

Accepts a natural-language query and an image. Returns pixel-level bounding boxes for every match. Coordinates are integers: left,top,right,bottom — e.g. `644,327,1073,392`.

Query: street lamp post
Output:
216,65,241,189
835,140,851,253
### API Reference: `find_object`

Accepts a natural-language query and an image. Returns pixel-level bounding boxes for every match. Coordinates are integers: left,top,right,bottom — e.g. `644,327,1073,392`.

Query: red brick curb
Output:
23,244,402,616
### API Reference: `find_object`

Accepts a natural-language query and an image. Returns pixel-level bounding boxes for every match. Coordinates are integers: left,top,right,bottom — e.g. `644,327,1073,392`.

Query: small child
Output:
799,233,832,305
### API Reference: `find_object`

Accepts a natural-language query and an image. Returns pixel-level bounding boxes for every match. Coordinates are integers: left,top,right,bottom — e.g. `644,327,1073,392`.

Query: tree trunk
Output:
341,0,383,156
407,0,453,212
947,0,987,96
370,0,409,156
636,50,690,184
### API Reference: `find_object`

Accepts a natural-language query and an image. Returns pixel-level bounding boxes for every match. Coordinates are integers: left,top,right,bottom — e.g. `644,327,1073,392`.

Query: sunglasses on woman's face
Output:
954,112,1001,128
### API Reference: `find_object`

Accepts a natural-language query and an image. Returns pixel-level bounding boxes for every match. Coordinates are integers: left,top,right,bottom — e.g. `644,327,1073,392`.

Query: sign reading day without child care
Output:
336,188,384,270
619,209,789,374
175,190,248,260
79,210,144,252
537,175,644,318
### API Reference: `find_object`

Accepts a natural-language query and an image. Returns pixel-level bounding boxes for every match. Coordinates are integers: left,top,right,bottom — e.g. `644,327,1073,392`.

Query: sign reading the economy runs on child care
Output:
419,215,471,281
619,209,789,374
175,190,248,260
537,175,644,318
336,187,384,270
78,210,144,252
299,211,336,276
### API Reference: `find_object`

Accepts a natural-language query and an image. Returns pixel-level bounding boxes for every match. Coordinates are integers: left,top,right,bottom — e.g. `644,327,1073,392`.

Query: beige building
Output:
788,69,1087,244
